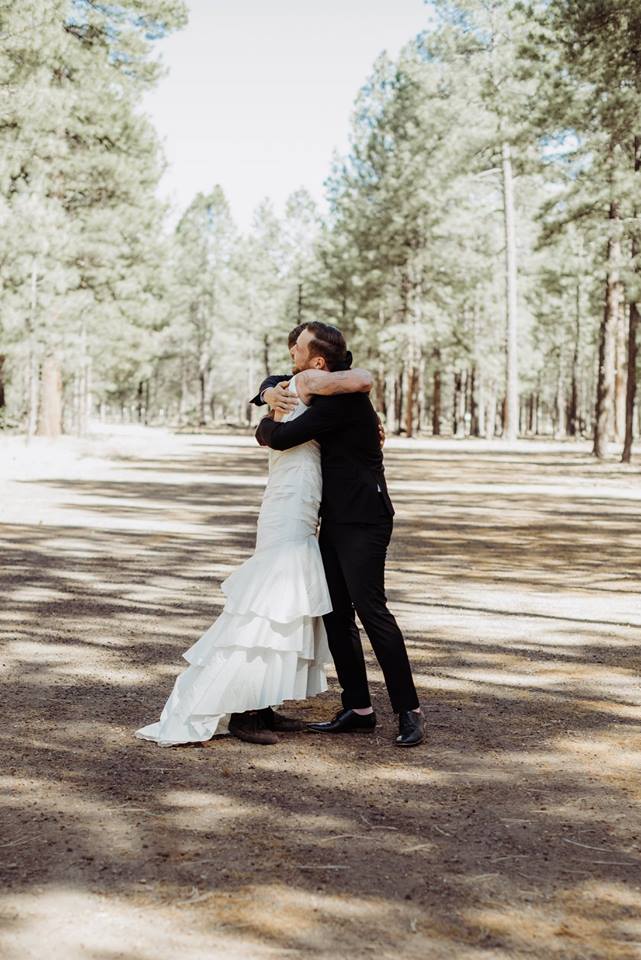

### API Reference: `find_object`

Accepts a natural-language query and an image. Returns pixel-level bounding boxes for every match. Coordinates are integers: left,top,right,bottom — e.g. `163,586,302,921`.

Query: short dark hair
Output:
303,321,348,372
287,323,306,349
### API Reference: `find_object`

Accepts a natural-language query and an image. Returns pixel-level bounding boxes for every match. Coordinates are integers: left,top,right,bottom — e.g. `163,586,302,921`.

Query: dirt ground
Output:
1,426,641,960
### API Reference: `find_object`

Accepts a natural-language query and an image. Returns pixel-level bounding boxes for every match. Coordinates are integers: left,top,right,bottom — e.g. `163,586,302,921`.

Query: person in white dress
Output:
135,365,373,746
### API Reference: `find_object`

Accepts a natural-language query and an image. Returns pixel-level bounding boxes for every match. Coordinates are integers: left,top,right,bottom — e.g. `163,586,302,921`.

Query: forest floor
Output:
1,426,641,960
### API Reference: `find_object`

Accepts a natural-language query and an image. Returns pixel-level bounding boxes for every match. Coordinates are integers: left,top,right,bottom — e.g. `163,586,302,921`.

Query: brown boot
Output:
259,706,306,732
229,710,279,745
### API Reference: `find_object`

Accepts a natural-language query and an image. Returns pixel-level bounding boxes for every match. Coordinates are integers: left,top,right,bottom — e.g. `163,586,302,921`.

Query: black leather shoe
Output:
396,710,425,747
307,707,377,734
259,706,306,732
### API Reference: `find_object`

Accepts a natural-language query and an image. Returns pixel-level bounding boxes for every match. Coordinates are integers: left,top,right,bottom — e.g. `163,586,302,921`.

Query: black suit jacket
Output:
255,392,394,524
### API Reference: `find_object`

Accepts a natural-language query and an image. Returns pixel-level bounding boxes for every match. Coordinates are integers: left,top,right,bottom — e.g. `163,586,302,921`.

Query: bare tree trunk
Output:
405,364,417,438
622,138,641,462
568,277,581,436
198,371,206,427
72,372,81,435
533,389,542,437
485,382,497,439
432,354,441,436
394,369,403,435
622,301,639,462
469,365,478,436
477,370,486,438
76,323,90,436
502,141,519,441
453,370,466,437
26,258,39,438
375,363,386,420
594,200,622,459
246,352,257,425
297,283,303,323
81,356,91,434
179,358,189,424
555,347,566,438
137,381,145,423
385,371,395,431
614,296,627,441
0,354,5,414
37,355,62,438
452,371,460,435
417,358,426,433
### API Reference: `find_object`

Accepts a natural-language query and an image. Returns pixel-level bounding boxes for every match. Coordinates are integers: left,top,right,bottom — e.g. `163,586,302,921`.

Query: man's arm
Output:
250,375,288,406
295,368,373,406
256,396,342,451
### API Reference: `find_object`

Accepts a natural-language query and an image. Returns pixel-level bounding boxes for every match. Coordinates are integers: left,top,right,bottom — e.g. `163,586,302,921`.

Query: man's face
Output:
290,328,324,372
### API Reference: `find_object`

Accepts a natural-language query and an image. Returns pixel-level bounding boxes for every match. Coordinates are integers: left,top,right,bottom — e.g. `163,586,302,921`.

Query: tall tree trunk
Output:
179,359,189,424
622,138,641,462
394,370,403,435
246,352,257,425
385,371,395,431
26,257,39,438
568,277,581,436
469,365,479,436
614,296,627,441
417,359,426,433
485,382,497,439
477,370,486,438
375,363,387,420
555,346,566,438
453,370,466,437
502,141,519,441
198,371,206,427
81,356,91,435
37,355,62,438
72,372,81,435
405,365,417,437
297,282,303,323
594,200,622,459
137,381,145,423
432,352,441,436
0,354,6,413
622,301,639,462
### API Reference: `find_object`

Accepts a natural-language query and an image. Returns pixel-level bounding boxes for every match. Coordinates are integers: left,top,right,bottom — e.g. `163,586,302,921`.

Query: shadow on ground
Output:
1,436,640,960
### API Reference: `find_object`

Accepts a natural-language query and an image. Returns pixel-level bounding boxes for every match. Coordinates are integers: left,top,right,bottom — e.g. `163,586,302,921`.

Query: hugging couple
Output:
137,321,424,750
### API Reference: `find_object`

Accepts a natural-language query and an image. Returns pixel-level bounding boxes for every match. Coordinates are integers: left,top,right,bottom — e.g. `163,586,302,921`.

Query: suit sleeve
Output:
256,396,342,450
250,374,289,406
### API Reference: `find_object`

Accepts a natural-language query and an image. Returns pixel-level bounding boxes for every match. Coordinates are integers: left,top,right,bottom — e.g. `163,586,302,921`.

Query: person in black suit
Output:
254,322,424,747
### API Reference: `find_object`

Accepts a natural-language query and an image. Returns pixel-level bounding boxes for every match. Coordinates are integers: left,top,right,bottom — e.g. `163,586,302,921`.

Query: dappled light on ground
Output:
1,431,640,959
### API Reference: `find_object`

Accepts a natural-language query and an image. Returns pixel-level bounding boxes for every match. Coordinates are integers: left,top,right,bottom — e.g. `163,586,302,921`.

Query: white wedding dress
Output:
136,379,331,746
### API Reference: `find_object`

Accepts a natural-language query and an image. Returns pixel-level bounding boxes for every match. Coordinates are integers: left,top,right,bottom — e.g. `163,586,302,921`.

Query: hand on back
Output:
264,381,298,415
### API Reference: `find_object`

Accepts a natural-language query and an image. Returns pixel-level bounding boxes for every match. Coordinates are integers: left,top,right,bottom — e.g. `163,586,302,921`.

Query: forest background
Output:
1,0,640,462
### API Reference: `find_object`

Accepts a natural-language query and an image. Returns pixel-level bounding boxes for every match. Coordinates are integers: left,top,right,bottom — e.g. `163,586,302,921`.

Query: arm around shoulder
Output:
296,368,373,404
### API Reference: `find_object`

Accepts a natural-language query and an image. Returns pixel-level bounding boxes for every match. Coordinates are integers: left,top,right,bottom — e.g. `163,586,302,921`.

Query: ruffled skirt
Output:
135,535,332,747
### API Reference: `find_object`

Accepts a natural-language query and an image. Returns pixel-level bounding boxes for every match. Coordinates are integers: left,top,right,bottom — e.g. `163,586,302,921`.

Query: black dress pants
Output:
319,510,420,713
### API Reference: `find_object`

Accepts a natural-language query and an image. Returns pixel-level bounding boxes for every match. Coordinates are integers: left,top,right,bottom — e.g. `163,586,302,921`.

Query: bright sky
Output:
143,0,430,229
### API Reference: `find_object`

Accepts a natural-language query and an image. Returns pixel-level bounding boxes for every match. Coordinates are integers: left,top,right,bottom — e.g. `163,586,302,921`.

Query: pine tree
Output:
0,0,187,435
525,0,641,458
